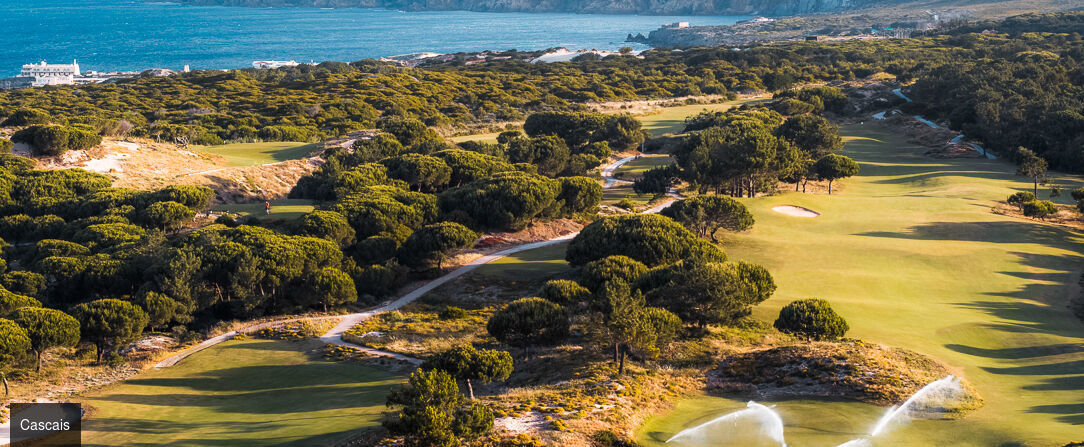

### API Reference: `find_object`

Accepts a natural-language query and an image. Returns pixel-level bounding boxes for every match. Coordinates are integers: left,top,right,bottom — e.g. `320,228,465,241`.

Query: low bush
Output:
1007,191,1037,210
1021,199,1058,220
439,305,469,320
774,298,849,340
12,124,101,156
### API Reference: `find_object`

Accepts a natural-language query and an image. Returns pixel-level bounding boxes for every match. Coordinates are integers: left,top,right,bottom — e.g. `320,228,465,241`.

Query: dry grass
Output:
343,305,495,358
711,341,983,412
33,137,322,202
992,201,1084,230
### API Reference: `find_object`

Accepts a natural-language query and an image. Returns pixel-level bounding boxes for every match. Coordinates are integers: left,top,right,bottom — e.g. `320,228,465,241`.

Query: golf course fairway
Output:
78,338,404,445
636,124,1084,446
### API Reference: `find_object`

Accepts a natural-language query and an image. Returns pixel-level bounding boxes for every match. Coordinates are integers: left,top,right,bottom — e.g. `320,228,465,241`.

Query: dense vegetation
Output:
0,107,607,371
0,19,1079,171
636,103,856,197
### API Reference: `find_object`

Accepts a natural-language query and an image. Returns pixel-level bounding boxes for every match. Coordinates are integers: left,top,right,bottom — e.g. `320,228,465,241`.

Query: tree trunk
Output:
35,349,42,372
1033,178,1038,196
795,181,800,192
828,180,834,195
613,343,619,363
618,347,626,375
2,373,8,396
96,341,105,363
466,378,475,400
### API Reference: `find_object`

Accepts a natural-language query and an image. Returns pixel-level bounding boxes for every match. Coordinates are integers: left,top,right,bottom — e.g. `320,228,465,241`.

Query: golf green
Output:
197,142,318,167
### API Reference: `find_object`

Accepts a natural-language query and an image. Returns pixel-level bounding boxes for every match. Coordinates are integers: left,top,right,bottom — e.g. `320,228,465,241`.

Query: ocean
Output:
0,0,746,76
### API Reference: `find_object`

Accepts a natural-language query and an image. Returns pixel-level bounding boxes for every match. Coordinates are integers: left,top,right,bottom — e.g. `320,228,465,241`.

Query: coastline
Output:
4,0,751,77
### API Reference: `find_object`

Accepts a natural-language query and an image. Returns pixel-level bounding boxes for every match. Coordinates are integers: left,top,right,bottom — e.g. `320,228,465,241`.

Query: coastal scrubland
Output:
0,11,1079,447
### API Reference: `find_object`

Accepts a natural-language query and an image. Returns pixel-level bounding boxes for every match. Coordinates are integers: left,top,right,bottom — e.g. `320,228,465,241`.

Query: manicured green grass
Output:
628,124,1083,446
613,155,676,180
638,98,768,136
601,184,652,207
474,242,572,281
79,339,405,446
212,199,315,221
196,142,319,167
448,132,501,144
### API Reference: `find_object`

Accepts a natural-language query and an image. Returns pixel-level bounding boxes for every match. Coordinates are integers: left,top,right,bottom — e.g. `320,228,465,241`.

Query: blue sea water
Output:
0,0,746,76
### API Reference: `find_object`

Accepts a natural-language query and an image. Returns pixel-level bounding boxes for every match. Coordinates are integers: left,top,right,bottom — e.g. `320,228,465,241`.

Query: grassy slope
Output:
474,241,572,281
197,142,318,167
640,98,768,136
448,132,501,144
79,339,404,446
639,124,1084,446
211,199,315,221
614,155,676,179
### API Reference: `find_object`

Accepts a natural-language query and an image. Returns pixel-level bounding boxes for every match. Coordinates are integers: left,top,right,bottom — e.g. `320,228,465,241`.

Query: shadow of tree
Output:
1027,403,1084,425
1022,375,1084,391
856,221,1084,245
855,216,1084,430
84,416,373,446
94,364,395,414
944,343,1083,359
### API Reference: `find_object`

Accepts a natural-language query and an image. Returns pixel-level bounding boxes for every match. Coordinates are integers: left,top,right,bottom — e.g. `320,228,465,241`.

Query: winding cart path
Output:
155,154,676,368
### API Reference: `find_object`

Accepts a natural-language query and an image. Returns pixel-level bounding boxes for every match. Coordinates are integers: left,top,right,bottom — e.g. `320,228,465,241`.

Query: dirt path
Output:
154,155,680,368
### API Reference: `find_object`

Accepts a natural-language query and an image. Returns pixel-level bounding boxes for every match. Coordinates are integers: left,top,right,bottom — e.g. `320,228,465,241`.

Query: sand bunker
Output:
772,205,820,218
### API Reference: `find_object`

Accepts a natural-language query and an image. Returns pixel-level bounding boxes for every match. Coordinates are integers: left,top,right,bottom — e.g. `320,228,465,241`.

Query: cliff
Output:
172,0,895,16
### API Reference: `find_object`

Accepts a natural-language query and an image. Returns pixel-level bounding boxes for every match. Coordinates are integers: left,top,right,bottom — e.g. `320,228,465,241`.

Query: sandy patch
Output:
82,152,130,173
772,205,820,217
494,412,547,433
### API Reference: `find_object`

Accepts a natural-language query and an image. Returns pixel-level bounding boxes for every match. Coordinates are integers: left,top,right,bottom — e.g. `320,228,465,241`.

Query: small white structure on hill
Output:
253,60,299,69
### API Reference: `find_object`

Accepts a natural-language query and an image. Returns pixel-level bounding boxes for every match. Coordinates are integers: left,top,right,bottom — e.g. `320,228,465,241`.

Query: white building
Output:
252,60,299,69
17,60,81,87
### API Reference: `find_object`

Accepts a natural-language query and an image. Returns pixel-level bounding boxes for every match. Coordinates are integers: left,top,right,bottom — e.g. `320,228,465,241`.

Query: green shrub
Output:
0,139,12,154
580,256,648,292
1071,187,1084,202
772,98,815,116
538,279,592,305
439,306,469,320
1021,199,1057,220
593,430,640,447
1007,191,1037,209
12,124,101,156
774,298,849,340
1,109,51,126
